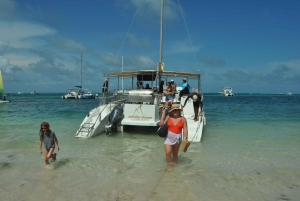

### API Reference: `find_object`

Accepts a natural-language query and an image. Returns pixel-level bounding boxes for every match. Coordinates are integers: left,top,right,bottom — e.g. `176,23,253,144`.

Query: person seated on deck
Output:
137,81,144,89
145,83,151,89
181,92,203,122
163,81,174,105
178,78,190,101
170,80,177,98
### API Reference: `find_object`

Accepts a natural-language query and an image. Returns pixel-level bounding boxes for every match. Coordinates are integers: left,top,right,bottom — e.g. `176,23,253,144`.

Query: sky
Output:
0,0,299,94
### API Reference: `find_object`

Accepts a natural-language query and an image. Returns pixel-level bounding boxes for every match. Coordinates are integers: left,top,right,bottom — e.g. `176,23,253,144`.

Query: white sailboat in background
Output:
0,70,11,103
62,54,95,99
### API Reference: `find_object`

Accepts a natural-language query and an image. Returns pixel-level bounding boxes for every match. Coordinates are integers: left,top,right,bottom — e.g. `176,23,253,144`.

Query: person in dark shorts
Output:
170,80,177,98
181,92,203,121
159,80,164,94
39,122,60,165
178,78,190,101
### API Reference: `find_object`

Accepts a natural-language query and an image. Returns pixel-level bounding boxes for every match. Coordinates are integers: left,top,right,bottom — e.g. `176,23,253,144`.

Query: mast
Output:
81,54,82,89
157,0,164,90
159,0,164,64
122,56,124,92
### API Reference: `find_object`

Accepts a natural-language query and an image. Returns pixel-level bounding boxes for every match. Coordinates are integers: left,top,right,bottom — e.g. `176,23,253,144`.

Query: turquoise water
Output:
1,93,300,200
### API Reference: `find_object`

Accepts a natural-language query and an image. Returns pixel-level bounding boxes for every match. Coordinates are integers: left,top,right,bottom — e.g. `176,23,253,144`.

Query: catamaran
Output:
75,0,206,142
0,70,11,103
62,54,96,99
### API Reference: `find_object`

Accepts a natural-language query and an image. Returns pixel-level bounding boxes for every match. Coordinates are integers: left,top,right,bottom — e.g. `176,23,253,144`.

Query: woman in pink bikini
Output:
159,104,188,171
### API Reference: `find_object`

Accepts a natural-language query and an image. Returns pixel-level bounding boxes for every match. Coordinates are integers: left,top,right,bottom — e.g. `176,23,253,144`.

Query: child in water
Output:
39,122,60,165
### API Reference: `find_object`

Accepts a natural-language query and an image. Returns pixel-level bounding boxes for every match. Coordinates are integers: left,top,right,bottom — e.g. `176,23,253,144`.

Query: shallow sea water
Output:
0,93,300,200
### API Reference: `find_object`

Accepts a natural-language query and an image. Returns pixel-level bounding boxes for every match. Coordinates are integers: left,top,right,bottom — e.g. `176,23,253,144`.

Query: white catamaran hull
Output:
76,90,205,142
75,101,126,138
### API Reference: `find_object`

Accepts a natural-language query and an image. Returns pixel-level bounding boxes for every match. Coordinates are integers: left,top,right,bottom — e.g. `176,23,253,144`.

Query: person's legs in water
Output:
44,148,55,165
164,144,173,171
172,141,181,164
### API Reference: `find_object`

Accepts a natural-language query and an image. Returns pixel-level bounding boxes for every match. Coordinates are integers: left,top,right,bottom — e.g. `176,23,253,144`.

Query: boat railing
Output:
127,89,155,103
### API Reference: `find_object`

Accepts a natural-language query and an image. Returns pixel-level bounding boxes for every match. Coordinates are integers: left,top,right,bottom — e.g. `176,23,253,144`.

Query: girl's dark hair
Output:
39,122,50,137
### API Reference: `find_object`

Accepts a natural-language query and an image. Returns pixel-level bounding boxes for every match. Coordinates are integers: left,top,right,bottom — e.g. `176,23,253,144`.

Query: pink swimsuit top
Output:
167,118,183,134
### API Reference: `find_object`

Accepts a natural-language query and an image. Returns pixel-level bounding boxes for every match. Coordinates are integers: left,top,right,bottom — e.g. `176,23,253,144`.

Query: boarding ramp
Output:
180,95,205,142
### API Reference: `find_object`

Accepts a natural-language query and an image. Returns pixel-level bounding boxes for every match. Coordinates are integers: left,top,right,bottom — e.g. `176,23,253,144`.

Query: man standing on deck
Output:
181,92,203,122
170,80,177,98
159,80,164,94
178,78,190,101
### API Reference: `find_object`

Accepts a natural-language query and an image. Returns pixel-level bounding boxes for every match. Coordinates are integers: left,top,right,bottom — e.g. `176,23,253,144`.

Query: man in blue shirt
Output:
179,78,190,101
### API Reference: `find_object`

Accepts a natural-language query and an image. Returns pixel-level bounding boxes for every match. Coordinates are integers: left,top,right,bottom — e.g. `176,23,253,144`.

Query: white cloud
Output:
0,56,13,73
4,52,40,67
167,40,202,54
48,37,89,53
118,0,179,23
0,40,9,55
137,55,155,68
0,21,56,49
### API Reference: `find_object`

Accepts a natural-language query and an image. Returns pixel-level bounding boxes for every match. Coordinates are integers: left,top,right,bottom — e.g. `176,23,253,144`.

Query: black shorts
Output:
193,101,200,108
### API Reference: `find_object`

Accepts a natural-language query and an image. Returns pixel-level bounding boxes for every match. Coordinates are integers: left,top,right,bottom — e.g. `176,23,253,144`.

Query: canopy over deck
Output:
106,70,200,80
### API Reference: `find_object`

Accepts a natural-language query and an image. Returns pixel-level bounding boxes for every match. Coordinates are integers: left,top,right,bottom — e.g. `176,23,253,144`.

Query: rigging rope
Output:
112,0,145,70
177,0,200,72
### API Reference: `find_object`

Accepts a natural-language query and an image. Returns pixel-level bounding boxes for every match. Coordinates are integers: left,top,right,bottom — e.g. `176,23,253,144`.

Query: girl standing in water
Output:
39,122,59,165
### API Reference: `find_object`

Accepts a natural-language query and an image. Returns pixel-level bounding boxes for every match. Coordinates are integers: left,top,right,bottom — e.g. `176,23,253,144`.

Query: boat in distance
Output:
220,87,234,96
0,70,11,103
62,54,96,100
